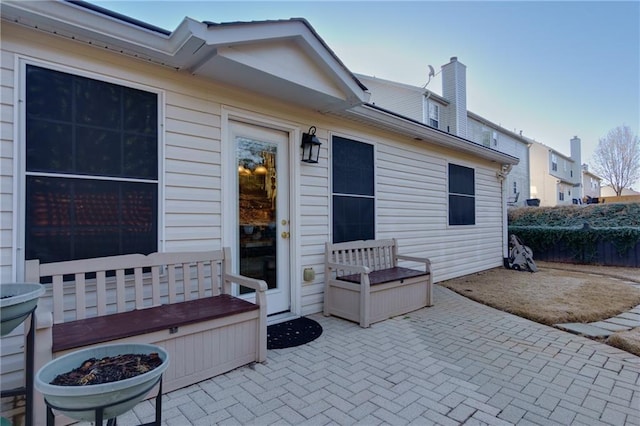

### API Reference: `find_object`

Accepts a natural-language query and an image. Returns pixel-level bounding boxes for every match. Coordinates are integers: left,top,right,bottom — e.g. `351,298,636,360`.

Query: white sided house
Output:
0,0,518,404
357,57,531,207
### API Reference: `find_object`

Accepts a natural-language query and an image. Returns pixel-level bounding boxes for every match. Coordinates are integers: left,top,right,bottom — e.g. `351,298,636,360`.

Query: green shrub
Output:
508,203,640,264
508,203,640,227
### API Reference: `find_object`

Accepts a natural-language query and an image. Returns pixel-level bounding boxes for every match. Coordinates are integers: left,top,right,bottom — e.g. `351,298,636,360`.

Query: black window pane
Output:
76,126,122,176
124,89,158,135
26,65,73,122
76,78,121,129
26,176,157,263
26,65,158,179
449,195,475,225
123,134,158,179
26,119,73,172
332,195,374,243
333,136,374,196
449,163,475,195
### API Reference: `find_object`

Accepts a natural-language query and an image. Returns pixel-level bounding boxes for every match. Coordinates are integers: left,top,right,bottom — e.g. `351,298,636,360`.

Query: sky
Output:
91,0,640,187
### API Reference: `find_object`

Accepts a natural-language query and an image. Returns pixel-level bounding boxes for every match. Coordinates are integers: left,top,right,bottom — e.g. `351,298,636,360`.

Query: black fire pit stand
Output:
45,375,163,426
0,307,37,426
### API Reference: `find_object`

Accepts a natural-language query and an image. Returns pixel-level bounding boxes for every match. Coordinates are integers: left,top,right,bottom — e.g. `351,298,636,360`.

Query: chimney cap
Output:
450,56,458,62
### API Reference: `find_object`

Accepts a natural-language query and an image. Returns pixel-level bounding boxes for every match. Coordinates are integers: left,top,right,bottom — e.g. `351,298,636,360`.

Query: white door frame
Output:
221,106,301,317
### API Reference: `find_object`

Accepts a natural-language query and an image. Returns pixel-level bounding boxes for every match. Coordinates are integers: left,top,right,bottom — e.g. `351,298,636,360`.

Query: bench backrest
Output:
26,249,231,324
326,239,398,275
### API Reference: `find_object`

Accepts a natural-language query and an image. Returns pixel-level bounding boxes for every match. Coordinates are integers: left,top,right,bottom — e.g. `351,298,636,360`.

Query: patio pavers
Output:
78,286,640,425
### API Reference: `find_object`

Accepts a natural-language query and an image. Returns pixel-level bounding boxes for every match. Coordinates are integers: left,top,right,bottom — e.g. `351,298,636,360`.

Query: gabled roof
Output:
2,0,369,112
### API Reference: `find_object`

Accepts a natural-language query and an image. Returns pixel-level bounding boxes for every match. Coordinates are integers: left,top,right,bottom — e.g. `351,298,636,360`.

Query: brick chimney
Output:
441,56,467,138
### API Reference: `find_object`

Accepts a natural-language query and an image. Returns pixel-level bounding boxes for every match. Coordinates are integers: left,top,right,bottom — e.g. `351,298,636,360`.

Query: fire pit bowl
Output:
0,283,45,337
35,343,169,422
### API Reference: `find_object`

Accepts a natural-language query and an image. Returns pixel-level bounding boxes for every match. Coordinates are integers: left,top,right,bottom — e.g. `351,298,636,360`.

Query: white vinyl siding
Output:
357,77,423,122
2,21,509,386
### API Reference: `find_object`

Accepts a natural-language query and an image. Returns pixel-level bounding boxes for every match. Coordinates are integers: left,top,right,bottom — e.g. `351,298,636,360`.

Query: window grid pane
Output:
25,65,159,263
332,136,375,243
448,163,475,225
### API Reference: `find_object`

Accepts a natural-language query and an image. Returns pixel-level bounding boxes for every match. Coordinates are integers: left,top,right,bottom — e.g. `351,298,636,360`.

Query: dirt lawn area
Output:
439,261,640,356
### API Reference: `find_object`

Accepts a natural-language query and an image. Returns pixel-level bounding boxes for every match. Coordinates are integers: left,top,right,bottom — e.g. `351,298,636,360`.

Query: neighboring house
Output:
529,137,584,206
0,0,518,396
357,57,531,207
582,164,602,200
601,185,640,197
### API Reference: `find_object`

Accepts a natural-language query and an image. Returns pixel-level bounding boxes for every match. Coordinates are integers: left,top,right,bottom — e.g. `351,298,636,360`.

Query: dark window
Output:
448,163,475,225
25,65,158,263
332,136,374,243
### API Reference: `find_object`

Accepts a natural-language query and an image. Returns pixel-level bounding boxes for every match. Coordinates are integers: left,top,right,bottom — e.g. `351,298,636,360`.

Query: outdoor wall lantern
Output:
301,126,321,163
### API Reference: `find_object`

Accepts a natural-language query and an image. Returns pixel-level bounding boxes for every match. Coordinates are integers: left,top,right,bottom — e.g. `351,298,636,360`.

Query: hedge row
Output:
509,225,640,265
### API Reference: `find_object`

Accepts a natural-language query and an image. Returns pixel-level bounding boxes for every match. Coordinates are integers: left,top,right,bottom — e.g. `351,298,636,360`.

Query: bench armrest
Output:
326,263,371,274
396,254,431,271
224,272,268,293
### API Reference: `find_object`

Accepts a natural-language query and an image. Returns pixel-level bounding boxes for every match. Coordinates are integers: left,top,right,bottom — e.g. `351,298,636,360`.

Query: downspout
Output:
497,164,513,266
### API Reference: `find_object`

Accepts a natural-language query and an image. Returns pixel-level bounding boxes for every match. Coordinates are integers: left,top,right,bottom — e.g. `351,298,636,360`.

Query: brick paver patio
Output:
88,286,640,425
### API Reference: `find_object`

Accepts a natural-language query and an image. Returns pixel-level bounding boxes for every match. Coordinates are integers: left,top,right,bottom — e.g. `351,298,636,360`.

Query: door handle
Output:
281,231,290,239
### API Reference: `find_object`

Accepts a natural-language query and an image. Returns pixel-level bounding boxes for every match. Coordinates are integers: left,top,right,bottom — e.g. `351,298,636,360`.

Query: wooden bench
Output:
324,239,432,328
27,248,267,425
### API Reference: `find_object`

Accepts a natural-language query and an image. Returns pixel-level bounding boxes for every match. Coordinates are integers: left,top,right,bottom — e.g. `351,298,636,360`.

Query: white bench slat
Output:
74,274,86,320
151,265,161,306
96,271,107,317
116,269,126,312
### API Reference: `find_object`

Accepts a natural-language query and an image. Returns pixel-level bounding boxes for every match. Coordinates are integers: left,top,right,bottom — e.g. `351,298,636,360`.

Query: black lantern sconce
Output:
301,126,321,163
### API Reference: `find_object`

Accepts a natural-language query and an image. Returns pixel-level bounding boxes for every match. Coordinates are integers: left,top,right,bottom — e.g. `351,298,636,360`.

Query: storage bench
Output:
27,248,266,425
324,239,432,328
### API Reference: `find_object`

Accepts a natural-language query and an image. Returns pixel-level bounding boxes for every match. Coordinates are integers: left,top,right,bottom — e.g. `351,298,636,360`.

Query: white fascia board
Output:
344,105,519,165
1,1,194,58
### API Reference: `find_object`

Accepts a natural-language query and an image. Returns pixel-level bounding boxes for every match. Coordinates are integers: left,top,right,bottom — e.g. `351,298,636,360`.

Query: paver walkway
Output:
87,286,640,426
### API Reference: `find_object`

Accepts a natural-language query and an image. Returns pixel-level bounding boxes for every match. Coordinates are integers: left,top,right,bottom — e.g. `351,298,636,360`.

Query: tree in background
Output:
591,125,640,196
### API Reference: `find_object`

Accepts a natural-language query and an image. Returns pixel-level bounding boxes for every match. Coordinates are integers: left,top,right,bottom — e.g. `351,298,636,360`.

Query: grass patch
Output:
439,266,640,326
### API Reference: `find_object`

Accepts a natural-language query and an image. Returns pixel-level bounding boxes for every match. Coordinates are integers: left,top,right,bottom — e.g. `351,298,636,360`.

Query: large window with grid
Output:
332,136,374,243
25,64,159,263
448,163,475,225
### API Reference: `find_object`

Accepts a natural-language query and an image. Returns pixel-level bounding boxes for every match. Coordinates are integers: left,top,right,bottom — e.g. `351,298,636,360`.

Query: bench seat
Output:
325,239,432,327
53,294,258,353
338,267,428,285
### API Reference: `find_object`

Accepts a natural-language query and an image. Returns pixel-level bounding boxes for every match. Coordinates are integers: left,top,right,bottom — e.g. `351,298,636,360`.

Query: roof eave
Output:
338,104,519,165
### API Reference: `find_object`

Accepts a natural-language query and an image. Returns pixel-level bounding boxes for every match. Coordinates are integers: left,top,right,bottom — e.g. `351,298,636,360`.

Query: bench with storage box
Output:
27,248,266,424
324,238,432,328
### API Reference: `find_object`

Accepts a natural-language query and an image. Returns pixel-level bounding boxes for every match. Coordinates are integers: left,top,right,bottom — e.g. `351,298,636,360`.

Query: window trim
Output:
447,162,476,226
425,100,440,129
330,133,376,243
17,58,165,275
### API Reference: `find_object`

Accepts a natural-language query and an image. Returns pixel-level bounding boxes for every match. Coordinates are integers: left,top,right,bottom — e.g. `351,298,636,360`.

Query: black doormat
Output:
267,317,323,349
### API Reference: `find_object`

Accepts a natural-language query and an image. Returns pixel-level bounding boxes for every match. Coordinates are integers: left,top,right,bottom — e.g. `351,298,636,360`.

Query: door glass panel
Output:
237,137,278,293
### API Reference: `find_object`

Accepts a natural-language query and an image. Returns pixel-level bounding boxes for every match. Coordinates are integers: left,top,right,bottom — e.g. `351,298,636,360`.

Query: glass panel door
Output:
237,138,277,290
232,121,290,315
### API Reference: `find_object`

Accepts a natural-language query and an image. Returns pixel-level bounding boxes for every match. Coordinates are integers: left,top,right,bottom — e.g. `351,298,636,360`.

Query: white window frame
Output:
16,57,164,278
427,101,439,129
